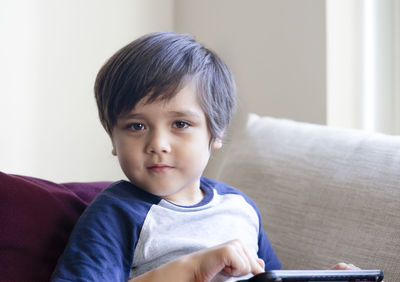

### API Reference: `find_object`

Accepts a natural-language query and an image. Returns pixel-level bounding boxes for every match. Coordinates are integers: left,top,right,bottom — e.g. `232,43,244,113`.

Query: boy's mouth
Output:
147,164,174,173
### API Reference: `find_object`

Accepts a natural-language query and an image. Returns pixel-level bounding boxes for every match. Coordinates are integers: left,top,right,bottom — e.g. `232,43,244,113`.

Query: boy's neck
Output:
162,186,205,206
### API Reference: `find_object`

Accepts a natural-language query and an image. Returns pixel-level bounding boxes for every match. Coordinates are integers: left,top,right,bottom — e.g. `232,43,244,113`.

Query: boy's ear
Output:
108,130,117,156
211,138,223,150
211,129,225,150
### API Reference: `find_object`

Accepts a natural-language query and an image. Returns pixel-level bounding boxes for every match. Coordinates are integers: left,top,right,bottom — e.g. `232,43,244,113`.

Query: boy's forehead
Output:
122,82,206,118
143,79,197,102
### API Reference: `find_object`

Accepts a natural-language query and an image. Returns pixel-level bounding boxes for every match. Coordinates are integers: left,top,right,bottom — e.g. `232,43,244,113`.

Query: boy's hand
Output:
193,239,264,281
329,262,361,270
131,239,264,282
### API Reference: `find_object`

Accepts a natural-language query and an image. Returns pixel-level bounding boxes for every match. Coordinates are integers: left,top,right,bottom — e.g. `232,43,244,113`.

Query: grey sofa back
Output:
209,114,400,281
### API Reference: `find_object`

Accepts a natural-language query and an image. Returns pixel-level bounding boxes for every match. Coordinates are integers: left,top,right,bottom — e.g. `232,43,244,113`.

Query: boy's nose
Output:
145,131,171,154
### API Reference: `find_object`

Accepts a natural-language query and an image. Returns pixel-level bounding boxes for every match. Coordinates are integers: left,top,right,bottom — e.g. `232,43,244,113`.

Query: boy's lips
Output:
147,164,174,173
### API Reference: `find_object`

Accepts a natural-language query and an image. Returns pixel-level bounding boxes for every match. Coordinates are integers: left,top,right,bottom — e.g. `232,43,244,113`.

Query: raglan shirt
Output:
51,177,281,281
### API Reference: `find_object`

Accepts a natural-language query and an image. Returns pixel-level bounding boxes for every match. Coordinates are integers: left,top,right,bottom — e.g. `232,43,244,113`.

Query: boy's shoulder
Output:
200,176,242,194
201,177,262,218
200,177,254,202
93,180,161,206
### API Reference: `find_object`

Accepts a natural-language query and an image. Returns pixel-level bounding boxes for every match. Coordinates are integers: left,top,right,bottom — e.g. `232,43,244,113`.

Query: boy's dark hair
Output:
94,32,236,142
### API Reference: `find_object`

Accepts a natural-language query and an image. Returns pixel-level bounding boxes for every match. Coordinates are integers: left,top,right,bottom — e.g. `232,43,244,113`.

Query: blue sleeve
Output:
51,181,159,282
258,227,282,270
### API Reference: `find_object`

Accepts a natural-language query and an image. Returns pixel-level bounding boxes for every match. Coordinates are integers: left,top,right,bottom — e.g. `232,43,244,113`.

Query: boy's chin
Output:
129,180,179,197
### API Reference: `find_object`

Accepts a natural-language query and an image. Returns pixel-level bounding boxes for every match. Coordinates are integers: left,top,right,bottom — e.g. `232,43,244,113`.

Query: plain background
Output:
0,0,326,182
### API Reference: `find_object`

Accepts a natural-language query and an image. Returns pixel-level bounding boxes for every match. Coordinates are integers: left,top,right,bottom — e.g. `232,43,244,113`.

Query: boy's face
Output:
110,82,222,206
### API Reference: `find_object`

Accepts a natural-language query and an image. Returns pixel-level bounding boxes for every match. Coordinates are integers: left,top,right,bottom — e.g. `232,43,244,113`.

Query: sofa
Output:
206,114,400,281
1,114,399,281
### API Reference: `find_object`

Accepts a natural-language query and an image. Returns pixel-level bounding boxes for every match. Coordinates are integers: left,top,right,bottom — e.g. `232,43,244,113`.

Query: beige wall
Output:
174,0,326,129
174,0,326,178
0,0,326,181
0,0,174,182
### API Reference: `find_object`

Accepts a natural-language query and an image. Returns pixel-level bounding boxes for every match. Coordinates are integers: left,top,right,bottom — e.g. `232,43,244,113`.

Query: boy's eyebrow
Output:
122,110,203,120
167,110,203,119
122,113,146,119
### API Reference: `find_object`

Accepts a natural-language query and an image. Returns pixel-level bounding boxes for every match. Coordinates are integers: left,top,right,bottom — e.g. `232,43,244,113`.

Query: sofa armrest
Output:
0,172,111,281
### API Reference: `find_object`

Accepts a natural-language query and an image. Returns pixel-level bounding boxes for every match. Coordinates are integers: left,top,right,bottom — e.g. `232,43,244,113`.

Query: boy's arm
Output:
237,190,281,271
51,196,138,281
130,239,264,282
257,227,282,271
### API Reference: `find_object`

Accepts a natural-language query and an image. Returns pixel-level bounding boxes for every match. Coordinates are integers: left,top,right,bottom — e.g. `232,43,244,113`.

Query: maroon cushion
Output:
0,171,111,281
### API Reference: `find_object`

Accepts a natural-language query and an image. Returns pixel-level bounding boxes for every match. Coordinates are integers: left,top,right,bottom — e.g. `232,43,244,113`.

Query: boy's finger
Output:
225,243,251,276
250,257,264,274
256,258,265,272
330,262,361,270
239,242,264,274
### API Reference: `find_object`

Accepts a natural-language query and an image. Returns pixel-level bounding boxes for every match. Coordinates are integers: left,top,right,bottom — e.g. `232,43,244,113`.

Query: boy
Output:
52,32,281,281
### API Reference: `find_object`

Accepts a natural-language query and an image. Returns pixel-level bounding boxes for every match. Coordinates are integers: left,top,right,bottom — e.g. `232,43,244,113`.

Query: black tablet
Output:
242,270,384,282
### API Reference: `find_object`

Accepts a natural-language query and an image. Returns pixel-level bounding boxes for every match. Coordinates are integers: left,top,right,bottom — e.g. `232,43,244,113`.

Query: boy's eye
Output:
127,123,146,131
173,121,190,129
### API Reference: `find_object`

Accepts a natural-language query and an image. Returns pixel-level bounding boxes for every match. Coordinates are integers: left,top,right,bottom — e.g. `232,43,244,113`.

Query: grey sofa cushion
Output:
214,114,400,281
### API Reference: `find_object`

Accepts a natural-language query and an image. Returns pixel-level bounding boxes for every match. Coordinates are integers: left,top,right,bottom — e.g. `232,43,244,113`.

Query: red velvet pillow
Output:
0,171,111,281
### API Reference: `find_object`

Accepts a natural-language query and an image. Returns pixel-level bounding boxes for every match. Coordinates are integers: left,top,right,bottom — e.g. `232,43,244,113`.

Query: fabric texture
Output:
0,172,110,282
51,177,281,281
211,114,400,282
